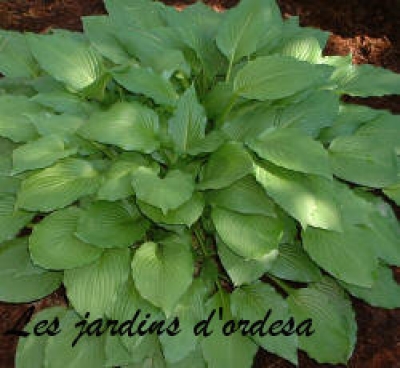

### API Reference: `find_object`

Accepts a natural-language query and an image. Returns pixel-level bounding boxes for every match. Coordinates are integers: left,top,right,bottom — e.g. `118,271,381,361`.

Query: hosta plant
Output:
1,0,400,367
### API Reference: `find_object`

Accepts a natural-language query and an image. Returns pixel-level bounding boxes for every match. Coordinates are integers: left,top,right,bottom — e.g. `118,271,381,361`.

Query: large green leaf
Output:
112,65,178,106
217,239,277,286
231,282,298,364
16,307,68,368
29,207,102,270
160,279,210,363
341,265,400,309
0,194,34,244
329,134,398,188
216,0,281,65
83,15,131,64
168,86,207,154
384,183,400,206
287,278,356,364
27,32,104,93
76,200,149,248
97,153,147,201
333,61,400,96
12,135,77,174
64,248,131,319
254,163,342,231
44,310,107,368
212,207,283,260
207,175,275,217
198,142,253,190
248,128,331,178
79,102,160,153
302,225,379,287
201,292,258,368
132,167,194,214
16,158,100,212
0,95,40,142
234,55,332,101
138,192,204,227
0,30,37,78
269,242,322,283
131,237,194,315
0,238,62,302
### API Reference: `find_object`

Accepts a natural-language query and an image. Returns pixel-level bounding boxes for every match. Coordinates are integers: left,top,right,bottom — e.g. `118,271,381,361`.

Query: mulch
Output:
0,1,399,367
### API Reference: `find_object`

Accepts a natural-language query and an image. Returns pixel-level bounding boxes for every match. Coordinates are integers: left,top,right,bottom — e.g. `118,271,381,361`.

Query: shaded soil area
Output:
0,1,399,368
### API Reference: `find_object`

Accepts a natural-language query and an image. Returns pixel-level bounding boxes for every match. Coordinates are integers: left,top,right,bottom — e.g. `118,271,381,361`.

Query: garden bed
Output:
0,1,399,367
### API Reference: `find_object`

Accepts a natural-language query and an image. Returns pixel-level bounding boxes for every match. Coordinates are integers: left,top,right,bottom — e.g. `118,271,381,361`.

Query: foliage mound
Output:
0,0,400,367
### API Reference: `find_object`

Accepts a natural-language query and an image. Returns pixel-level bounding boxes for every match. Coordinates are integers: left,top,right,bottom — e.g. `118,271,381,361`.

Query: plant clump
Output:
0,0,400,367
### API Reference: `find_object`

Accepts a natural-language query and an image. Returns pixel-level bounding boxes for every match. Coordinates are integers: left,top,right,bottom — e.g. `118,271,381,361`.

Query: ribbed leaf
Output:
29,207,102,270
132,167,194,214
234,55,332,101
76,201,149,248
12,135,77,174
248,128,331,178
255,164,342,231
131,237,194,315
27,32,104,93
212,207,283,260
79,102,160,153
198,142,253,190
17,158,100,212
287,278,356,364
112,65,178,106
64,248,131,319
0,238,62,302
168,86,207,154
231,282,298,364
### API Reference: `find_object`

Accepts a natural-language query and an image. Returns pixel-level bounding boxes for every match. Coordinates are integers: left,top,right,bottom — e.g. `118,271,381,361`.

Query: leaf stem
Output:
225,57,234,83
216,93,239,129
193,222,209,257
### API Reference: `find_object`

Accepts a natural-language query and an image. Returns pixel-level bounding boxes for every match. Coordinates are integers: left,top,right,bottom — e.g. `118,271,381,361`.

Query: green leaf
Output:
279,35,322,63
44,310,107,368
166,346,206,368
384,183,400,205
254,163,342,231
329,134,398,188
97,154,147,201
31,91,91,115
201,292,258,368
79,102,160,153
269,242,322,283
112,65,178,106
76,200,149,248
138,192,204,227
132,167,194,214
0,30,37,78
160,279,210,363
17,158,100,212
168,86,207,154
341,265,400,309
217,239,277,286
186,131,226,156
131,237,194,315
216,0,280,64
302,226,379,287
231,282,298,364
0,238,62,302
248,128,331,178
29,207,102,270
207,176,276,217
16,307,67,368
234,55,332,101
287,278,356,364
12,135,77,174
212,207,283,260
64,248,131,319
334,62,400,97
0,193,34,243
198,142,253,190
27,32,104,93
83,15,131,64
0,95,40,142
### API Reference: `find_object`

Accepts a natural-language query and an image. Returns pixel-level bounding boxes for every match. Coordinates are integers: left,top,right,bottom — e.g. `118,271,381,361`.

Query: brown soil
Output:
0,1,399,368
